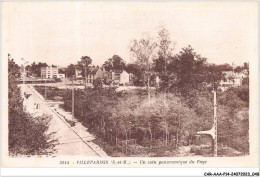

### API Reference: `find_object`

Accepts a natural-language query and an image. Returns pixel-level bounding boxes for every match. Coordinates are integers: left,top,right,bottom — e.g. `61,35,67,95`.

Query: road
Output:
20,84,107,156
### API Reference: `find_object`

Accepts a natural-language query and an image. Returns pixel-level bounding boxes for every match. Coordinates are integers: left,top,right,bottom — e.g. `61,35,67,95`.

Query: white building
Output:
119,70,130,84
219,71,245,91
75,69,83,79
41,66,58,79
57,73,65,79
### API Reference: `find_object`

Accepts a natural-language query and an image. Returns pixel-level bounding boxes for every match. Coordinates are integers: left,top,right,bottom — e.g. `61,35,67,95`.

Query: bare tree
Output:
157,26,175,146
130,34,157,106
157,26,175,104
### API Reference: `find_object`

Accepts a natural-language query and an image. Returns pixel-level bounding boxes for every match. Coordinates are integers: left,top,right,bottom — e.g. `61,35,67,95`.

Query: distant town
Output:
16,53,249,93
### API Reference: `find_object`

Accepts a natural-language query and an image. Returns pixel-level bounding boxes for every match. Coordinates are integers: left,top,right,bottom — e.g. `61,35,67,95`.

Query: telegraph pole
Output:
72,67,76,120
197,89,218,157
21,58,29,87
72,76,74,120
85,60,87,89
213,89,217,157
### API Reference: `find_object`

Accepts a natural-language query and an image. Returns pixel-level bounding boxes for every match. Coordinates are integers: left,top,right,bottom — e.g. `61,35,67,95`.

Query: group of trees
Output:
25,62,48,77
61,80,249,156
103,55,126,72
62,26,248,94
62,88,198,156
8,58,56,155
59,26,249,156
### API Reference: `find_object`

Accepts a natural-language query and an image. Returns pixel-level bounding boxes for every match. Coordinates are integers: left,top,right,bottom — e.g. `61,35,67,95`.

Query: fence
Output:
116,138,138,155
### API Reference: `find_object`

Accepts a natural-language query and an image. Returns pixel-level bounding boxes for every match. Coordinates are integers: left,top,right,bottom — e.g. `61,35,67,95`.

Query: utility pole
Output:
21,58,29,87
213,89,217,157
148,73,151,106
197,89,218,157
85,60,87,89
45,77,47,99
72,73,75,120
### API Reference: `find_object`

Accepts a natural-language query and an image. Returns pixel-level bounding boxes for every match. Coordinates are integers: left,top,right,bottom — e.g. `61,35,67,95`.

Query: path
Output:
20,84,108,156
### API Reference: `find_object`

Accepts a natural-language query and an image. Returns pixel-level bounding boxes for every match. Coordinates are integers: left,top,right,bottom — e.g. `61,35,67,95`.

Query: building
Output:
57,73,65,79
75,66,104,84
41,66,58,79
76,66,130,85
119,70,130,84
103,69,130,85
75,69,83,79
86,67,103,83
219,71,246,91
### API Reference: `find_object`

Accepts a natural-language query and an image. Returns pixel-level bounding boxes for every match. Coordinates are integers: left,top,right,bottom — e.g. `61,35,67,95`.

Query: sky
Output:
2,2,258,67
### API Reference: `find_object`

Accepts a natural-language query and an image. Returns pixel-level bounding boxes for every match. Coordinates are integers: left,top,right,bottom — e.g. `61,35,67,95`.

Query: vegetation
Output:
57,26,249,156
103,55,126,72
8,58,57,155
14,25,249,157
34,86,64,101
25,62,48,77
60,84,248,156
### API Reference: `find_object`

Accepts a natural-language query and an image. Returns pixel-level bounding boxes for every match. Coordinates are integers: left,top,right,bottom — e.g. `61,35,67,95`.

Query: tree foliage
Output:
103,55,126,72
77,56,92,77
8,58,56,155
25,62,48,77
65,64,76,78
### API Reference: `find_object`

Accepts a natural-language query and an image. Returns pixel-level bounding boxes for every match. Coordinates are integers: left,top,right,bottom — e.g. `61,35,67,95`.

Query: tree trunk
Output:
149,128,152,153
148,76,151,106
176,130,179,150
85,62,87,89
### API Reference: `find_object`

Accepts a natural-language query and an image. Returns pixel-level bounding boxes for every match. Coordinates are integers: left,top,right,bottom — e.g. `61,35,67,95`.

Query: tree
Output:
130,34,157,105
58,68,66,74
154,26,175,73
77,56,92,88
244,62,249,70
204,64,224,89
125,63,143,86
155,26,176,100
8,56,56,155
169,45,207,96
30,62,48,77
65,64,76,78
103,55,126,72
216,63,233,71
93,78,103,92
153,26,176,145
234,66,243,73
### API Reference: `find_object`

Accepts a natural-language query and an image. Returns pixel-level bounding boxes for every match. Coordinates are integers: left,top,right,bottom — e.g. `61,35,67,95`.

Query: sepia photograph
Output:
1,1,258,170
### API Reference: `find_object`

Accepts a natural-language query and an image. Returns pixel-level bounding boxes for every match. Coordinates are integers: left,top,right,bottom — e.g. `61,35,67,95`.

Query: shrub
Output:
8,59,57,155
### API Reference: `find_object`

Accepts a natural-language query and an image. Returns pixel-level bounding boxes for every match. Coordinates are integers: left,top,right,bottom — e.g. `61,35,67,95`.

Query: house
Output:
86,66,103,84
41,66,58,79
57,73,65,79
119,70,130,84
219,79,234,91
103,69,130,85
75,66,104,84
219,71,246,91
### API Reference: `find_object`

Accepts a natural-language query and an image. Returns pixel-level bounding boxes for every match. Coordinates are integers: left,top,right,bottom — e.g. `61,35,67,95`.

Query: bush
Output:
8,59,57,155
61,81,249,156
